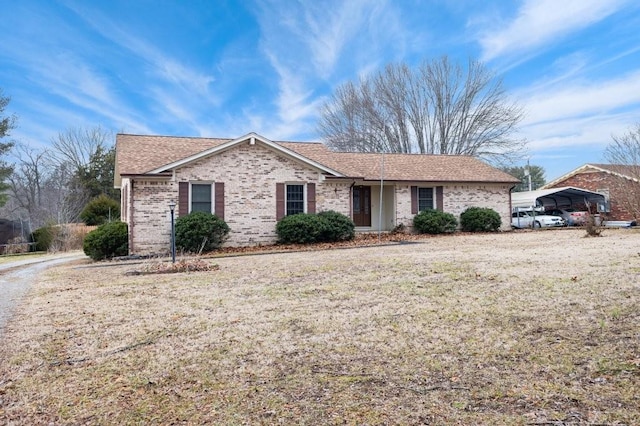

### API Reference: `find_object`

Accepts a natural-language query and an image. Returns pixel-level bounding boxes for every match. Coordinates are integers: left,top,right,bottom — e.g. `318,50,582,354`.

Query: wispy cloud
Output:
250,0,405,139
520,70,640,126
479,0,628,62
60,2,220,132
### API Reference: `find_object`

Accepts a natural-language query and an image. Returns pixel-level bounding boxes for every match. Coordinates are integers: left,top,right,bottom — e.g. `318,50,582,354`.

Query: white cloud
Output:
520,70,640,126
479,0,628,62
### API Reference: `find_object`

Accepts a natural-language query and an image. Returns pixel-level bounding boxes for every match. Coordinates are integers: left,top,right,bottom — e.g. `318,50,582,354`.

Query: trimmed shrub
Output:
460,207,502,232
30,223,56,252
175,211,230,253
83,221,128,261
80,194,121,226
317,210,355,242
413,209,458,234
276,211,356,244
276,213,325,244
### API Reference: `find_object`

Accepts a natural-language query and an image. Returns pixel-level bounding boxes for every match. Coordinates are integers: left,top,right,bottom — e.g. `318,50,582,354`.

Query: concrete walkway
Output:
0,251,87,333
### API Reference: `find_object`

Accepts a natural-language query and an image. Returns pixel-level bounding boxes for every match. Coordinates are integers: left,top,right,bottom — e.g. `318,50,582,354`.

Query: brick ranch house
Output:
114,132,520,255
543,163,640,221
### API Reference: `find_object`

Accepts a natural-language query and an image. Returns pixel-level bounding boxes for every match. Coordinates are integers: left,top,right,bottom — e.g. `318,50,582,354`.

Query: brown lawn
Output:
0,228,639,425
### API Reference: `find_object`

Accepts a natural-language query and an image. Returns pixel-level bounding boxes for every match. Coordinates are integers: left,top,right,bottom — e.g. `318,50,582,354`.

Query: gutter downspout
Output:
129,180,135,255
509,185,517,229
349,181,356,221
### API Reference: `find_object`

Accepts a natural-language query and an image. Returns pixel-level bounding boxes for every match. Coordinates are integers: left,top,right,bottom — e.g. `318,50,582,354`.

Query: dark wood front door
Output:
353,186,371,227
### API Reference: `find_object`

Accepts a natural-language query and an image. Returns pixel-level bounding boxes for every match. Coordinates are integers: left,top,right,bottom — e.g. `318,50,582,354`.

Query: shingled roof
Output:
543,163,640,188
115,133,519,185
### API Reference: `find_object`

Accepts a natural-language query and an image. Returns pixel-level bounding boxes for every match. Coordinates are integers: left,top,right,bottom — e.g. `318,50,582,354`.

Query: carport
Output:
511,186,607,210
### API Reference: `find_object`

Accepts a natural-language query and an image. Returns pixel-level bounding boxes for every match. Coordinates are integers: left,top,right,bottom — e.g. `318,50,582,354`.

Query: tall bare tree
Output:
318,56,525,164
7,144,51,227
50,125,113,171
50,126,119,218
603,123,640,219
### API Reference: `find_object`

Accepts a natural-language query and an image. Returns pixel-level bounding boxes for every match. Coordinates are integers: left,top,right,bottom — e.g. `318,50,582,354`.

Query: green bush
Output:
30,223,56,252
175,211,230,253
460,207,502,232
276,211,356,244
413,209,458,234
80,194,121,226
83,221,128,261
317,210,355,242
276,213,325,244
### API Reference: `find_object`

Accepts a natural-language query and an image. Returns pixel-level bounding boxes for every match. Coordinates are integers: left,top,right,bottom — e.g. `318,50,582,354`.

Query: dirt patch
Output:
0,229,639,424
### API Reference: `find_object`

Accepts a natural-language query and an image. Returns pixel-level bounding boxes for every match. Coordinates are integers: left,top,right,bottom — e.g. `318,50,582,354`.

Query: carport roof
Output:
511,186,606,209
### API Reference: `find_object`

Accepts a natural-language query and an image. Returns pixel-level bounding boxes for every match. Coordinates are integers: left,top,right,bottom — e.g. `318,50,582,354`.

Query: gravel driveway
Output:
0,252,87,332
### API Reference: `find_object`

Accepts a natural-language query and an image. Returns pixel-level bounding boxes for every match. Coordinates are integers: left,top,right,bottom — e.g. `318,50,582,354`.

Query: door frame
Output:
352,185,372,227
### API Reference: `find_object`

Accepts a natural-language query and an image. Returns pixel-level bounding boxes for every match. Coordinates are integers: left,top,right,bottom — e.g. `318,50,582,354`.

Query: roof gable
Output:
543,163,640,188
147,132,344,177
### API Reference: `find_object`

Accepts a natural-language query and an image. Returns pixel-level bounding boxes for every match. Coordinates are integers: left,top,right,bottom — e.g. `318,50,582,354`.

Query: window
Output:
286,184,305,215
418,187,434,211
191,183,212,213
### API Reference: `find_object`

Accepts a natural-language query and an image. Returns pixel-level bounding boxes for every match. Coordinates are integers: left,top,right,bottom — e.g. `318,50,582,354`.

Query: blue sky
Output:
1,0,640,181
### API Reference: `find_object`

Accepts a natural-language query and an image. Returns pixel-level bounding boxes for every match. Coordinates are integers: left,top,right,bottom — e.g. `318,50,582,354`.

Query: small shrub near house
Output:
460,207,502,232
83,221,128,261
413,209,458,234
276,213,324,244
80,194,121,226
317,210,355,242
175,212,230,253
276,211,355,244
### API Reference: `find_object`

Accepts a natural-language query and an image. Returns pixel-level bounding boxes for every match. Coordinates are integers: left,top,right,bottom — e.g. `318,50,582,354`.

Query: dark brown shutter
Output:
276,183,285,220
179,182,189,216
215,182,225,219
307,183,316,214
411,186,418,214
436,186,443,212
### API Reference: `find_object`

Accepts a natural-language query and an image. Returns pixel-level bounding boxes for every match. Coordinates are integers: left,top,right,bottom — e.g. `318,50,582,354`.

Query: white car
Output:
511,210,566,229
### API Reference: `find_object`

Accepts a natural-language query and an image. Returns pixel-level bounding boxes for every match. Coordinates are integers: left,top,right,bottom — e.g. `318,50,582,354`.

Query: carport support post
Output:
532,205,536,229
169,201,176,263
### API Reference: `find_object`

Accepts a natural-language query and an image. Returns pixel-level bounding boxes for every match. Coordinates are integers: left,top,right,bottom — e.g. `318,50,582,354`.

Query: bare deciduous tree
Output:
6,144,52,227
603,123,640,219
50,125,113,170
318,56,525,164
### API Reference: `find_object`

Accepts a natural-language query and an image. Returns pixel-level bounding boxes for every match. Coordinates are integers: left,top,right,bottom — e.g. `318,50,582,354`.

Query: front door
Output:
353,186,371,227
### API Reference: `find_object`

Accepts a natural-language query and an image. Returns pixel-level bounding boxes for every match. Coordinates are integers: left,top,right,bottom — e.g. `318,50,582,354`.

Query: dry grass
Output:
0,229,639,425
0,252,48,265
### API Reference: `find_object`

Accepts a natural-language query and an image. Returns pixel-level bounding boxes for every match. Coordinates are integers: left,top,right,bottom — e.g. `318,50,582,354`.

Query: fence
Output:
0,223,98,255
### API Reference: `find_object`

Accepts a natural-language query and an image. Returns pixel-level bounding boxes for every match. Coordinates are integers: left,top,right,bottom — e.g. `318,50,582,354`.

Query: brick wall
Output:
129,142,352,255
444,183,513,230
396,183,512,231
548,170,638,221
127,142,514,254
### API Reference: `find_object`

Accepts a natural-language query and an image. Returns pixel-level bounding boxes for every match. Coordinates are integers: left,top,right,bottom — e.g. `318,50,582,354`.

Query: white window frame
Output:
189,181,215,214
285,183,306,216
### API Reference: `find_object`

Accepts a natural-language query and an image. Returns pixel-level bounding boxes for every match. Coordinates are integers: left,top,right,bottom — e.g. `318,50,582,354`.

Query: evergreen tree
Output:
0,90,16,207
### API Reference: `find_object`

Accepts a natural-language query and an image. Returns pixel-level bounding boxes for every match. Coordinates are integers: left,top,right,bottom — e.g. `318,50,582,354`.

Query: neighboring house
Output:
115,132,519,255
543,163,640,221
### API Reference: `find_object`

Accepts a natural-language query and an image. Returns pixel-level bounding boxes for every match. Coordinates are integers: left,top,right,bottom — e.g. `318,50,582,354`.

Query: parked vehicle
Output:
545,208,588,226
511,210,566,229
